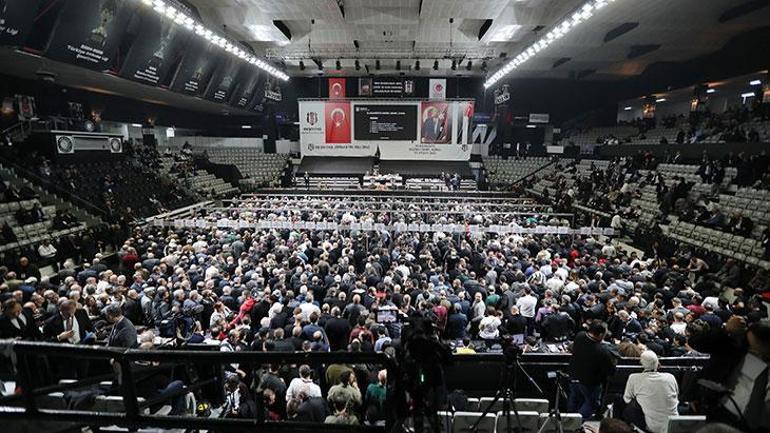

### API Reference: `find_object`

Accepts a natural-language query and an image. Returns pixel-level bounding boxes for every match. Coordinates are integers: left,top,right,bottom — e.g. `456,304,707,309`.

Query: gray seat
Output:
495,411,540,433
452,411,496,433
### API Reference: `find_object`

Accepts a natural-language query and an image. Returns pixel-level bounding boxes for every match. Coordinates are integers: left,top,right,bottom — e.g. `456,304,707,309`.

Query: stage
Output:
296,157,473,178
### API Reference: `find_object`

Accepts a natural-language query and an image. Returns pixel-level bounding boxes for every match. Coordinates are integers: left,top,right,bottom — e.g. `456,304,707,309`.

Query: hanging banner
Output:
44,0,138,71
429,79,446,100
170,38,221,96
0,0,43,46
328,78,346,99
299,101,375,157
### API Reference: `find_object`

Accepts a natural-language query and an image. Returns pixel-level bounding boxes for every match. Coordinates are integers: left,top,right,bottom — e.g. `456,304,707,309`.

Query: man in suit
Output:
104,303,138,349
422,108,441,142
43,299,93,344
0,298,41,340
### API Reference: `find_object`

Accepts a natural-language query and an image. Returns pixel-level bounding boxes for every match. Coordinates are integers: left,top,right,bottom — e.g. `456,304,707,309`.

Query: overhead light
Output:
451,60,457,70
706,88,715,94
414,60,420,70
375,60,381,70
749,79,762,86
466,61,472,71
355,60,360,70
241,125,252,129
623,106,632,111
131,123,143,128
526,124,537,129
741,92,755,98
144,0,288,82
335,60,341,70
656,98,666,103
484,0,618,89
433,60,439,70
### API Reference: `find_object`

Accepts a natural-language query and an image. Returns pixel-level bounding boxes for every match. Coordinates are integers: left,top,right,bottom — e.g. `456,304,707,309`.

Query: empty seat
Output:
513,398,549,413
538,413,583,432
452,411,496,433
666,415,707,433
495,410,540,433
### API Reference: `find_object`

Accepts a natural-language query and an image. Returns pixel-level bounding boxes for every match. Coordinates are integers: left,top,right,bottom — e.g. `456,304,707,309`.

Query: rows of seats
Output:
180,169,239,198
665,219,770,269
300,176,361,190
204,148,288,189
562,126,638,146
484,157,555,185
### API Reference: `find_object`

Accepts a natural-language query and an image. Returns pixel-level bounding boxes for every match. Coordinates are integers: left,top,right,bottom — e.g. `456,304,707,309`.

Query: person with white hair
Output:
621,350,679,433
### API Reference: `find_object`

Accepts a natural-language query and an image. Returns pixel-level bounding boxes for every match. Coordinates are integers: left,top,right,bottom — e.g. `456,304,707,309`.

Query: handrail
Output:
511,158,559,187
0,154,109,218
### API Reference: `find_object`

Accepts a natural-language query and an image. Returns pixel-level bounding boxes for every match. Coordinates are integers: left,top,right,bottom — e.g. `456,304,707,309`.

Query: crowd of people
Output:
1,189,768,431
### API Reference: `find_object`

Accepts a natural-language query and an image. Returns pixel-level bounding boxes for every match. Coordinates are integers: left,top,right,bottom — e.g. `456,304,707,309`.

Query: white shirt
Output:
38,244,57,258
726,353,770,419
10,314,27,330
63,315,80,344
623,371,679,433
516,295,538,318
286,377,322,402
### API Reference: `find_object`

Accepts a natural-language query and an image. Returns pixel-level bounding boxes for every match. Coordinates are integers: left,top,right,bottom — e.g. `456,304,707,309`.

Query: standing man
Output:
104,303,138,349
568,320,616,420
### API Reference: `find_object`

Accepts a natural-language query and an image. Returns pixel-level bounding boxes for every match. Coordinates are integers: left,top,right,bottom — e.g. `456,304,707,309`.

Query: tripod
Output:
470,351,538,433
537,372,569,433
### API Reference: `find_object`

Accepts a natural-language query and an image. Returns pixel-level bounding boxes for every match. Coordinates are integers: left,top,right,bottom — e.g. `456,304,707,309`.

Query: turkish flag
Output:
325,102,351,143
328,78,346,99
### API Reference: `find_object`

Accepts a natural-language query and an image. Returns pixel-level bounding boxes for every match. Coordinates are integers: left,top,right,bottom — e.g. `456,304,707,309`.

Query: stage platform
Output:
296,157,374,176
379,160,473,178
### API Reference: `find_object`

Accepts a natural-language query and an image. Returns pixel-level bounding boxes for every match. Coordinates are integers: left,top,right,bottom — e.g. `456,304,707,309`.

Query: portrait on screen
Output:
421,102,451,144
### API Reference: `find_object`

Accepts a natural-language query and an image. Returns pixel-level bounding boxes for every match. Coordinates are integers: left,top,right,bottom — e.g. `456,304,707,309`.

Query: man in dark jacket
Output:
568,320,616,420
43,299,93,343
324,307,352,351
104,303,138,348
0,298,41,341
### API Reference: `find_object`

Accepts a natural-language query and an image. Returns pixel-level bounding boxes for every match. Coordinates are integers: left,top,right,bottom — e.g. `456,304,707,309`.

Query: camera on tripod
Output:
546,370,569,381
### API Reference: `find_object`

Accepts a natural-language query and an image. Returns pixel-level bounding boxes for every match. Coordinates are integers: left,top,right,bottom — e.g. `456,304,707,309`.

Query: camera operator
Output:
567,320,616,421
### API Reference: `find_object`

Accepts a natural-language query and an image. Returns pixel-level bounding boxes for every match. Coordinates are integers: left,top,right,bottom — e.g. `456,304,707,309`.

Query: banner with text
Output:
299,101,375,157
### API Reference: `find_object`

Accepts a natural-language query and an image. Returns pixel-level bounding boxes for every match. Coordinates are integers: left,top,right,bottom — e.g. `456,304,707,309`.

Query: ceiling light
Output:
335,60,341,70
466,61,472,71
656,98,666,102
750,79,762,86
375,60,381,70
141,0,152,5
451,60,457,70
414,60,420,71
299,61,305,71
741,92,755,98
706,88,715,94
624,106,632,111
355,60,360,70
241,125,252,129
526,124,537,128
131,123,143,127
485,0,616,88
433,60,439,70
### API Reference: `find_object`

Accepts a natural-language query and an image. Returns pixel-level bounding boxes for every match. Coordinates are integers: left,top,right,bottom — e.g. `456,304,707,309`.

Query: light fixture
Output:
706,88,715,94
741,92,755,98
526,124,537,129
375,60,381,70
335,60,341,70
484,0,618,89
355,60,360,70
140,0,289,82
656,98,666,103
131,123,143,127
241,125,252,129
415,60,420,70
466,61,472,71
623,106,632,111
433,60,439,70
396,60,401,70
749,79,762,86
451,60,457,70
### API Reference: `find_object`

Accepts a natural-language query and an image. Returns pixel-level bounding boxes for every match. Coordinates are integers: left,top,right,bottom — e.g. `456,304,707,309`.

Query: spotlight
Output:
299,61,305,70
336,60,341,70
706,88,715,94
466,61,472,71
750,79,762,86
415,60,420,70
375,60,381,70
481,61,488,72
396,60,401,70
355,60,360,70
451,60,457,70
318,61,323,70
433,60,439,70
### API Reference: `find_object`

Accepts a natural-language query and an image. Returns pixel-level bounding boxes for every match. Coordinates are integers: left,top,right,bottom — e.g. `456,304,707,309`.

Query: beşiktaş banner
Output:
44,0,138,71
378,100,475,161
0,0,43,46
204,55,241,102
229,68,261,108
118,0,193,87
170,38,221,96
299,101,375,157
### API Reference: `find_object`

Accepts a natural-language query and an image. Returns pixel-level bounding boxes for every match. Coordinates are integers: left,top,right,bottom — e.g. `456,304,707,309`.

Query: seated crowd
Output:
1,190,769,431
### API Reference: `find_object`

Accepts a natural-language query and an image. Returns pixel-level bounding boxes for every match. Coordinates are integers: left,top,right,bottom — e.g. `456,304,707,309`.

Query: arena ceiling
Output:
186,0,770,79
